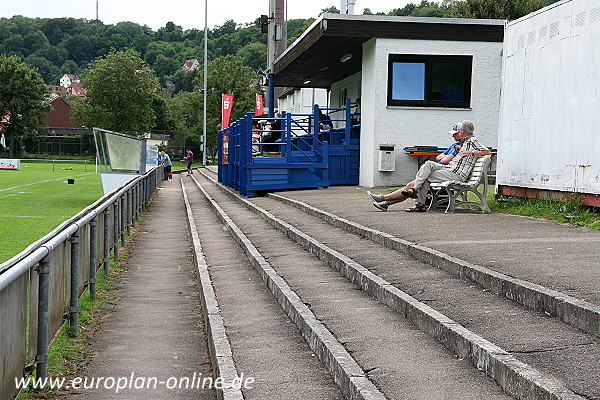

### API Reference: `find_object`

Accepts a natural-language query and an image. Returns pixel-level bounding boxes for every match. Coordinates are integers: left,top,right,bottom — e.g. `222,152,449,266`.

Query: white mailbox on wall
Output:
378,144,395,172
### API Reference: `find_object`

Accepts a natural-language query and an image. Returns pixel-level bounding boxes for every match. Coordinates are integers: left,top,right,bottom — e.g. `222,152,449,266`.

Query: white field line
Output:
0,192,27,199
0,215,46,218
0,173,94,192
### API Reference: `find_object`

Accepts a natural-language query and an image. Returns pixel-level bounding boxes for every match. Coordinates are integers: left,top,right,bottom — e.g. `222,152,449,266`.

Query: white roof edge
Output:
322,13,506,26
506,0,572,27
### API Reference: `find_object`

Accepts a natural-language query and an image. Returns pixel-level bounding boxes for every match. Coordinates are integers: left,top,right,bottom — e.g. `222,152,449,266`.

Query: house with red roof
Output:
60,73,80,88
182,59,201,71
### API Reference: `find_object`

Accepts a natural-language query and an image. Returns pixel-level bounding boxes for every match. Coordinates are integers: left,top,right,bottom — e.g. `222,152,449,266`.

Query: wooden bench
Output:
428,155,492,213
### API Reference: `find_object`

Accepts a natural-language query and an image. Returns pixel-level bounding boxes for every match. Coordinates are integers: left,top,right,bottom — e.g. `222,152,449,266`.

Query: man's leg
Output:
385,181,413,204
416,169,462,205
413,161,446,190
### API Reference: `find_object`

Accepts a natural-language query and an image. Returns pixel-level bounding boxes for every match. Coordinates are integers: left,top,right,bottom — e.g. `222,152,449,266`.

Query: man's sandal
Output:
405,203,427,212
401,187,418,199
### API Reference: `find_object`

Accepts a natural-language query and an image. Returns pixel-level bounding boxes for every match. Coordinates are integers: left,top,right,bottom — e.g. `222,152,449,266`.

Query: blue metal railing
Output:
219,100,360,196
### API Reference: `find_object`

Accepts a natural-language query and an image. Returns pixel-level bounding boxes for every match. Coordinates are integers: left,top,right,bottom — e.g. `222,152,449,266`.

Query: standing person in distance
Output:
161,151,173,182
185,148,194,176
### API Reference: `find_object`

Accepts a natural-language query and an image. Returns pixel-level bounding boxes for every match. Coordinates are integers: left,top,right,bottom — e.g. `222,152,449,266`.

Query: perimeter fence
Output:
0,166,163,399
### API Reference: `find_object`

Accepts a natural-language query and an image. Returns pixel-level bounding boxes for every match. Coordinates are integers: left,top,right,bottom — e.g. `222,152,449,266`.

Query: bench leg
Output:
445,189,458,213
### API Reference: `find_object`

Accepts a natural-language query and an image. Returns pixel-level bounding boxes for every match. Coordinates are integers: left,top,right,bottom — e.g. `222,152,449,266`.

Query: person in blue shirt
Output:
160,151,173,182
438,141,461,164
367,128,462,211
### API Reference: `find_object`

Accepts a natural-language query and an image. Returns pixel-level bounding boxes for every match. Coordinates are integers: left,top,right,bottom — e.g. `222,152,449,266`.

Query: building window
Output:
387,55,472,108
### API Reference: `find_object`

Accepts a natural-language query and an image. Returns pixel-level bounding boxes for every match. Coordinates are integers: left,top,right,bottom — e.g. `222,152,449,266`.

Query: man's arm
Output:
437,153,456,164
459,137,491,157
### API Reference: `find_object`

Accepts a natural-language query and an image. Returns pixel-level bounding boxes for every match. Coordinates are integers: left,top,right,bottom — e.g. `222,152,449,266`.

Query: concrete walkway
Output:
66,174,215,400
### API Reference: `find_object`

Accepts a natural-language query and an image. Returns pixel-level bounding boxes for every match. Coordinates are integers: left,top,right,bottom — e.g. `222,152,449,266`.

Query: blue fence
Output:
218,100,360,197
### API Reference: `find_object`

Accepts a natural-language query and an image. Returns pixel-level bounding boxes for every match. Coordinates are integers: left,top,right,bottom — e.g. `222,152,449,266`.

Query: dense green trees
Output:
0,15,268,89
71,49,159,135
0,54,51,157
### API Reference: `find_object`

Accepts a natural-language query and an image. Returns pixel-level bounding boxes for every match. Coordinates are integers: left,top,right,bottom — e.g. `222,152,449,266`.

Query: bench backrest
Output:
464,155,491,187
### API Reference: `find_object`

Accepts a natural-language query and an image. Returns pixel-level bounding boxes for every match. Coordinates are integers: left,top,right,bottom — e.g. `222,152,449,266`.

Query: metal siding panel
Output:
78,224,90,296
28,268,39,366
0,274,28,399
48,245,67,340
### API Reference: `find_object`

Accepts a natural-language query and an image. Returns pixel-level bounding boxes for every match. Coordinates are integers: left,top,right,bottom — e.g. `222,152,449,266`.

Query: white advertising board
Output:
0,159,20,170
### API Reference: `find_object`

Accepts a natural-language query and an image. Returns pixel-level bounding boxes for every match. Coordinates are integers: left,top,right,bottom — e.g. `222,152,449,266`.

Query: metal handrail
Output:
0,166,162,398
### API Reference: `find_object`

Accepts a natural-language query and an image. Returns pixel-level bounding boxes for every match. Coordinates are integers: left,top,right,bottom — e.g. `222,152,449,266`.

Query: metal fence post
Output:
132,185,137,226
120,195,126,246
113,201,119,260
70,228,80,334
137,182,141,216
103,209,110,276
142,179,147,209
36,256,50,381
89,217,98,299
126,190,131,236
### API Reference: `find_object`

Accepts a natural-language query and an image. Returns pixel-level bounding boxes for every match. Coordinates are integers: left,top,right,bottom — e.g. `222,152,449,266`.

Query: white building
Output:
496,0,600,206
59,73,80,88
273,14,505,187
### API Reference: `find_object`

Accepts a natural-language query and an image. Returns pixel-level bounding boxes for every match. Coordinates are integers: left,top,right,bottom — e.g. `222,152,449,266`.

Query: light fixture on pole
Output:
202,0,208,166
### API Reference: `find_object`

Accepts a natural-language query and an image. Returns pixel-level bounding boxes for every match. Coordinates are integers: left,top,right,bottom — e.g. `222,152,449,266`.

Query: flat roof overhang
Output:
274,14,505,89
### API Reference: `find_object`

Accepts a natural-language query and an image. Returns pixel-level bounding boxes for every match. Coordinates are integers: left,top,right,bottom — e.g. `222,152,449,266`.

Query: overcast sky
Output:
2,0,411,31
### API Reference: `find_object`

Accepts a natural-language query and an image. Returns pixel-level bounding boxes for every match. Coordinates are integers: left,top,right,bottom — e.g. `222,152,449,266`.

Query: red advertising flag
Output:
222,94,234,129
254,94,263,116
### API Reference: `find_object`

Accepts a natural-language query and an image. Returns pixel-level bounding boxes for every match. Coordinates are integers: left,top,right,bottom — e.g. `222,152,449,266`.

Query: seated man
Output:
368,120,489,212
261,117,282,152
318,111,333,131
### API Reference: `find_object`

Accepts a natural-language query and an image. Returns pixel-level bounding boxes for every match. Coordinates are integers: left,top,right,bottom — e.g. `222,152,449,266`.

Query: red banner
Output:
254,94,263,117
221,94,234,129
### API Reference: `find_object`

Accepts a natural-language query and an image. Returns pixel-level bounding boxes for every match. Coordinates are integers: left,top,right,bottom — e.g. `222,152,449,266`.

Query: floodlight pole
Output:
202,0,208,166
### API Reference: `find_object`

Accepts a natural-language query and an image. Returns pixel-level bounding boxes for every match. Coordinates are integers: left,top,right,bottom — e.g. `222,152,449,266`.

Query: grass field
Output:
0,160,103,264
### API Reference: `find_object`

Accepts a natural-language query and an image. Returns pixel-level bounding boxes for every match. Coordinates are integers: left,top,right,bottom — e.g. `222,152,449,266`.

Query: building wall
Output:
497,0,600,195
46,97,79,128
59,75,71,88
278,88,328,115
330,73,362,128
359,37,503,187
330,72,362,108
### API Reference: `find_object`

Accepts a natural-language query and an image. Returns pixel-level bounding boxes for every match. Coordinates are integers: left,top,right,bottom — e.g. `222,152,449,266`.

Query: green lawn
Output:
0,161,103,264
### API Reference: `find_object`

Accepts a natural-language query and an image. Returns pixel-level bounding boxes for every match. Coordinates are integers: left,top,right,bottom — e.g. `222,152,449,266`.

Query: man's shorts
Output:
187,162,193,169
165,165,172,173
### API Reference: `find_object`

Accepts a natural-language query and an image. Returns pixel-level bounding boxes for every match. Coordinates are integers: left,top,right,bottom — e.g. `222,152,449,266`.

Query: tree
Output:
0,54,51,157
72,49,159,135
445,0,546,19
25,54,60,84
237,42,267,71
196,55,262,156
320,6,340,15
390,3,418,16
